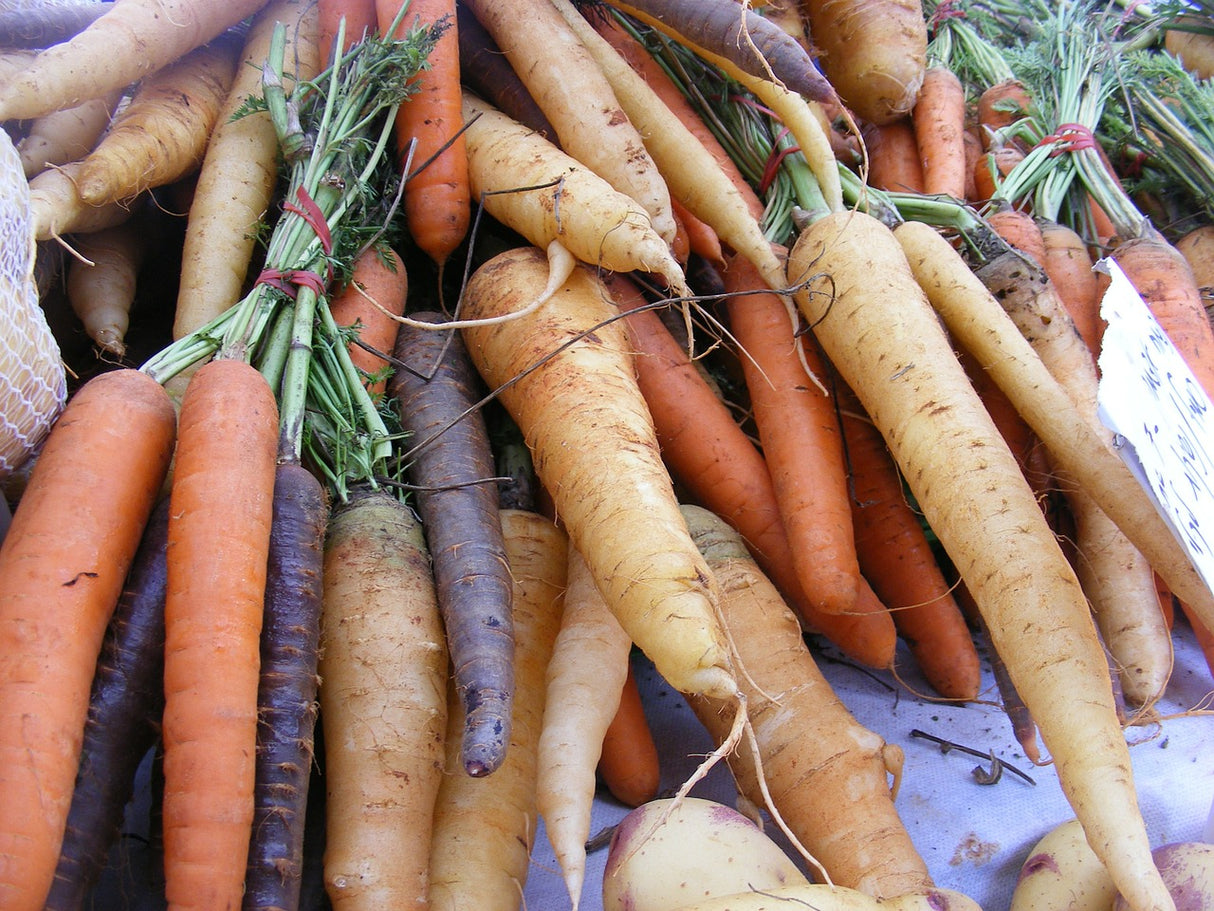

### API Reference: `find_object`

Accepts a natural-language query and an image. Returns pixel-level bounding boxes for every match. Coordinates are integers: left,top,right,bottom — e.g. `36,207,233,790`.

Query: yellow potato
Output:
1010,818,1118,911
602,797,809,911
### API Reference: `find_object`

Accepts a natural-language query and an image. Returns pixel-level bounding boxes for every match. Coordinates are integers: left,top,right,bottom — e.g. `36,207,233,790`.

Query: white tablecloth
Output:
525,619,1214,911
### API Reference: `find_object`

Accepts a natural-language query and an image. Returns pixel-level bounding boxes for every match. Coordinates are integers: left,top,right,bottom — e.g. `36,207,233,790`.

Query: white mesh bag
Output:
0,125,66,482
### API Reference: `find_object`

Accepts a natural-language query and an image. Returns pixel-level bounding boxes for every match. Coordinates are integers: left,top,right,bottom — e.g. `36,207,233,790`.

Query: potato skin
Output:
1010,818,1117,911
602,797,809,911
1113,842,1214,911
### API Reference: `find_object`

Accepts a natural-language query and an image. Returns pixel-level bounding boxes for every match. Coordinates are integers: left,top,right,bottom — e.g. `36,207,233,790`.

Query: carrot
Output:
601,0,838,106
681,503,934,899
861,117,925,194
592,15,765,225
174,0,322,341
160,358,279,911
798,0,927,125
464,0,677,245
1166,17,1214,81
548,0,794,291
460,92,689,298
536,544,634,911
984,208,1047,265
975,79,1033,147
44,496,169,911
456,2,556,140
427,508,568,911
0,0,272,122
319,487,448,911
1178,599,1214,683
1175,223,1214,330
319,0,377,64
243,462,328,911
1039,218,1104,359
836,383,981,701
378,0,470,267
899,219,1214,657
720,251,862,618
64,213,148,358
974,244,1173,707
611,273,818,604
388,312,516,778
27,161,138,243
608,19,844,216
971,603,1041,764
597,660,661,809
17,88,120,179
74,31,242,207
911,64,968,200
856,215,1174,911
0,0,109,49
970,144,1025,206
670,194,724,267
0,367,175,911
327,244,408,397
459,246,738,706
1111,230,1214,405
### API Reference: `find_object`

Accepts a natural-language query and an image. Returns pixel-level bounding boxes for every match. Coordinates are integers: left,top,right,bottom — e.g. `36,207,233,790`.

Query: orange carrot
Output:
160,358,279,910
319,0,378,64
597,661,661,809
837,382,981,701
610,274,809,609
720,251,863,617
1040,219,1104,359
962,128,982,202
1176,223,1214,293
1111,230,1214,405
985,207,1047,264
609,271,895,667
971,144,1025,206
911,64,968,200
670,195,724,267
378,0,470,267
862,117,926,194
0,368,175,911
1178,599,1214,683
327,244,408,397
976,79,1032,148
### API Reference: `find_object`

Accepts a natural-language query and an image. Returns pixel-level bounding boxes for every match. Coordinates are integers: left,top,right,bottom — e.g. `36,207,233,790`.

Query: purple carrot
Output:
243,462,328,911
44,496,170,911
388,311,514,778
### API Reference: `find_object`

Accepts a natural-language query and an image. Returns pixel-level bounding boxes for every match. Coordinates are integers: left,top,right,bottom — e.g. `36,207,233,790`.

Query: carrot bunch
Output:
4,2,1214,911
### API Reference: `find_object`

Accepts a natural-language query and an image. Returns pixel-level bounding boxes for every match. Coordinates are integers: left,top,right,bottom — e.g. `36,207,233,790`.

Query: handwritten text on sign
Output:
1096,257,1214,594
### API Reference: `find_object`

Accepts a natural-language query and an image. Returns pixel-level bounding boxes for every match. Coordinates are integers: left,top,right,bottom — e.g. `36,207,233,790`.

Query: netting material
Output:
0,126,66,481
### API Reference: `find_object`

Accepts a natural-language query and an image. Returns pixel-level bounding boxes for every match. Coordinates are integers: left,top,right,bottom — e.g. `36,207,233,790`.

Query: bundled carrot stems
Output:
140,13,440,497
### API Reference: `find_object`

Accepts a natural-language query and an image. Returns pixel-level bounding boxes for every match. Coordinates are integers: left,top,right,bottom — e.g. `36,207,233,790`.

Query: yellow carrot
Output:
174,0,321,340
427,509,568,911
0,0,271,122
461,93,689,298
464,0,677,245
787,210,1174,911
460,246,736,704
75,32,242,207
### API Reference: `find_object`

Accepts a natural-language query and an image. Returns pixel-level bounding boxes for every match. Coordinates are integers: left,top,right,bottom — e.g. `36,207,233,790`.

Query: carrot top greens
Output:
140,12,439,499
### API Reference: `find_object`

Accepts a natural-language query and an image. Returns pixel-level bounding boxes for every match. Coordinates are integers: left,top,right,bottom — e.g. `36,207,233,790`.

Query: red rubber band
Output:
1036,122,1098,157
255,267,328,298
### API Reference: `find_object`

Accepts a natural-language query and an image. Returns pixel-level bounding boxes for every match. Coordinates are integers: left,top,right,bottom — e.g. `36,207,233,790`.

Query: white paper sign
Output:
1096,257,1214,594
